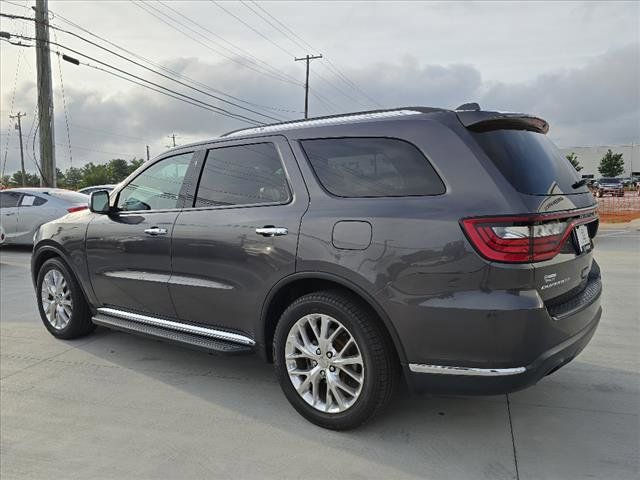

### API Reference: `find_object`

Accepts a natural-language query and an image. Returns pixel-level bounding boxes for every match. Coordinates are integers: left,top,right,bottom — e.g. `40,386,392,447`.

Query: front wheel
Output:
274,290,397,430
36,258,95,339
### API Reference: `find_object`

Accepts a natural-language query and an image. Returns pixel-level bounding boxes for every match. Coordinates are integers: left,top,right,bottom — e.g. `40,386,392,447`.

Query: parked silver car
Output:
0,188,89,245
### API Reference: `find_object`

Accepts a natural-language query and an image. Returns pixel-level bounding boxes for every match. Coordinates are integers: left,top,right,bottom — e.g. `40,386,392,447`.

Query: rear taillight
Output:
67,205,88,213
461,209,597,263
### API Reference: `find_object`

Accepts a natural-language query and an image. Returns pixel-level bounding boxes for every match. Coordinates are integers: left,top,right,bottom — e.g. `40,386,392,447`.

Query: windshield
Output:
472,130,589,196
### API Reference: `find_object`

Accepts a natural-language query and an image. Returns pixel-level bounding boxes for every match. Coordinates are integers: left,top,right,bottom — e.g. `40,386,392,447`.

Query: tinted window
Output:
598,178,620,184
300,138,445,197
472,130,588,196
117,152,192,211
20,194,47,206
0,191,22,208
194,143,290,207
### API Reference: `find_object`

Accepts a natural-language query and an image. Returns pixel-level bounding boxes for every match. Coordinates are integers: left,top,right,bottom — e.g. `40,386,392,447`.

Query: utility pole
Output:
9,112,27,186
35,0,56,187
167,134,177,148
294,54,322,119
146,145,150,162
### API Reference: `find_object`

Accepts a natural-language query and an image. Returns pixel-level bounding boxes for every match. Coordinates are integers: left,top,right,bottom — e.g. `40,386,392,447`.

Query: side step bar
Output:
92,307,254,355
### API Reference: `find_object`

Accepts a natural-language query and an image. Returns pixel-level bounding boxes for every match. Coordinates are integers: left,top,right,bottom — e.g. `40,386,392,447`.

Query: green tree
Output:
1,175,11,188
80,162,110,188
598,149,624,177
56,168,66,187
128,158,144,174
63,166,83,190
107,158,130,183
565,152,583,172
10,171,40,187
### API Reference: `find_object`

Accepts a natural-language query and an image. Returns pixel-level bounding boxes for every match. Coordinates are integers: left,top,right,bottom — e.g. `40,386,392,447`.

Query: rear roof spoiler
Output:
456,110,549,134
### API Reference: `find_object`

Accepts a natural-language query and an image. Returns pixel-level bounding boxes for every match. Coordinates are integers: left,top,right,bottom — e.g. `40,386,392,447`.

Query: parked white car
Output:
0,188,89,245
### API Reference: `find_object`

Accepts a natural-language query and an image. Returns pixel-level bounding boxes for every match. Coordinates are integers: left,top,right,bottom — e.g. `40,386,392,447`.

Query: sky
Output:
0,0,638,176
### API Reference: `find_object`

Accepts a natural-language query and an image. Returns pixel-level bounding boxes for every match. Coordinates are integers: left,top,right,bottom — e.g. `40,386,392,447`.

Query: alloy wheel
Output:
41,269,73,330
285,313,365,413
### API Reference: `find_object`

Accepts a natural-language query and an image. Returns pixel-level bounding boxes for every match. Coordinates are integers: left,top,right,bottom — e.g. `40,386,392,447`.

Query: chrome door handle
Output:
255,227,288,237
144,227,168,236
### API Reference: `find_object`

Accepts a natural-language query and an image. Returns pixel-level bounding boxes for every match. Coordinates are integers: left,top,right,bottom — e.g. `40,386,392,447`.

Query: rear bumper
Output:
405,305,600,394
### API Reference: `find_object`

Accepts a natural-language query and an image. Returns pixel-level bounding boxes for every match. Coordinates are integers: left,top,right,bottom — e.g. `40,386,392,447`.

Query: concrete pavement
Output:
1,225,638,479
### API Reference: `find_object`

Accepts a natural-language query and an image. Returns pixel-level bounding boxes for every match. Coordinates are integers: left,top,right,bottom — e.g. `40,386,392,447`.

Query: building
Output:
559,144,640,179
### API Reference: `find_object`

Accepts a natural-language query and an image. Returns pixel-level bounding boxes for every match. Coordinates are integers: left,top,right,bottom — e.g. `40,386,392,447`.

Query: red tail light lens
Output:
461,209,597,263
67,205,88,213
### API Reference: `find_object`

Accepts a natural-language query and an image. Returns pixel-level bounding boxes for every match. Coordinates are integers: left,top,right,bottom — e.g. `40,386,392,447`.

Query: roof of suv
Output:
165,105,548,153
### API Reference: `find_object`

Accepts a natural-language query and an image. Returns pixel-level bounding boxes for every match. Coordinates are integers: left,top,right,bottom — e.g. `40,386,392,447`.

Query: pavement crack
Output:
506,393,520,480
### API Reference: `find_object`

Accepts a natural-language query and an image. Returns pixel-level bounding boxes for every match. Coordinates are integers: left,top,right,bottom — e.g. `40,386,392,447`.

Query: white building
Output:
559,144,640,179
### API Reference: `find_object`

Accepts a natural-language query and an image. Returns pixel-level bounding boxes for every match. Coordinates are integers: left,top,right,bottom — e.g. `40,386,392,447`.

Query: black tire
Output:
36,257,95,339
274,290,398,430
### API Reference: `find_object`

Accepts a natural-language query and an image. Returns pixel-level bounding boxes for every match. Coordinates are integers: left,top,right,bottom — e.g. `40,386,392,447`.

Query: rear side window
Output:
300,137,445,197
194,143,290,207
472,130,588,196
20,194,47,206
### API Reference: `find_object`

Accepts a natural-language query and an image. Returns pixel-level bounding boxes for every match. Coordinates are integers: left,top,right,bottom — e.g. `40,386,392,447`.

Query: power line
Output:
153,1,303,93
210,0,297,58
131,1,299,91
2,12,284,123
3,29,267,125
245,1,382,108
48,8,302,115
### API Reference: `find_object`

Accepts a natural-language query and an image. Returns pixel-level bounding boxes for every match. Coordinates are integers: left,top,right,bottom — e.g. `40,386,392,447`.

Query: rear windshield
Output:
300,137,445,197
472,130,588,195
48,190,89,203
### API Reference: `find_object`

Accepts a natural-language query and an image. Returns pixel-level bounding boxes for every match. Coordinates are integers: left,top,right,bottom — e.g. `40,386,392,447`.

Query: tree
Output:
63,166,83,190
10,171,40,187
80,162,110,188
565,152,583,172
128,158,144,173
107,158,130,183
598,149,624,177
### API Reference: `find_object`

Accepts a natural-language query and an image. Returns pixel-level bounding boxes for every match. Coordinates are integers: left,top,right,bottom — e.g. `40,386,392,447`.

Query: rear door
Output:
169,136,308,337
0,191,22,241
86,151,196,317
14,194,56,243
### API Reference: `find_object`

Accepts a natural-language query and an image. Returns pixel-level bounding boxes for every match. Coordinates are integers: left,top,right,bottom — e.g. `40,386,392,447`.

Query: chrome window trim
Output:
97,307,255,346
408,363,526,376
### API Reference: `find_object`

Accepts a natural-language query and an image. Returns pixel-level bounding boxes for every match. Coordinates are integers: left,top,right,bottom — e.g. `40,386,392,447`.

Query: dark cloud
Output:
2,43,638,174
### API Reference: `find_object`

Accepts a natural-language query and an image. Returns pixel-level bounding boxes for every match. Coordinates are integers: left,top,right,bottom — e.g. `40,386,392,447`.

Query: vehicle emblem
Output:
544,273,557,283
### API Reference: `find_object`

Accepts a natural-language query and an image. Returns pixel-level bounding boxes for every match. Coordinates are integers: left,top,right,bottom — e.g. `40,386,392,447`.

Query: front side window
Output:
117,152,192,211
300,137,445,197
194,143,290,207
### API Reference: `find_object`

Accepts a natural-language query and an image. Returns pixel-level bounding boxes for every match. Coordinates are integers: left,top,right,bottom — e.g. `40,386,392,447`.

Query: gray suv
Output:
31,106,602,430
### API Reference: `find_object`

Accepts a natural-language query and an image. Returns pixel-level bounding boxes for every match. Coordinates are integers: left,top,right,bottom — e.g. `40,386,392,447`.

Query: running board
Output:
92,308,254,355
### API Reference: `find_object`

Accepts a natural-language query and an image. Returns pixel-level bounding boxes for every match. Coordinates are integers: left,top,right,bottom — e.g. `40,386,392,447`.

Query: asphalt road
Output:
1,225,638,480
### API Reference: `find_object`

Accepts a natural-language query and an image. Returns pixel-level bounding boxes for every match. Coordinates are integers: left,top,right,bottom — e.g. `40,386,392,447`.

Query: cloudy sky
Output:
1,0,638,175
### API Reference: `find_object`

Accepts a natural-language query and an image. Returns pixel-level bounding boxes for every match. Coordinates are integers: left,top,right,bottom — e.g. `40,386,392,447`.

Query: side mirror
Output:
89,190,111,214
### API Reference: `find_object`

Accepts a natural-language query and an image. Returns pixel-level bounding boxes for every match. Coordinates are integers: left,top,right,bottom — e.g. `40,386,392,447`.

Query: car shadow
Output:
75,327,516,479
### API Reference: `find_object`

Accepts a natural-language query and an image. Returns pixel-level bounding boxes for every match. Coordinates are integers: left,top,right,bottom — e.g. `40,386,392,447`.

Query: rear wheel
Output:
36,258,95,339
274,290,397,430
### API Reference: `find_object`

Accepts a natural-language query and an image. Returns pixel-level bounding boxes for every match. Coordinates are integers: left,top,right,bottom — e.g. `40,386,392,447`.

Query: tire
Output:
274,290,398,430
36,257,95,339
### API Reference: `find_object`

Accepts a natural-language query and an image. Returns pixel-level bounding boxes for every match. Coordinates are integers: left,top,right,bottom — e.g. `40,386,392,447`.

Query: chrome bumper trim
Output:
408,363,526,376
97,307,255,346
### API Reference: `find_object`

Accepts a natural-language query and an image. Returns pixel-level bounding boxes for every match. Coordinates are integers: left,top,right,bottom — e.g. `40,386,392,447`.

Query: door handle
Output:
4,212,16,216
144,227,168,236
255,226,288,237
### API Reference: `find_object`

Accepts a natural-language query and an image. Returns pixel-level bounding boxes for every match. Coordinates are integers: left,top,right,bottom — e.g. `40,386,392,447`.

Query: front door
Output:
170,137,309,338
86,151,194,317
